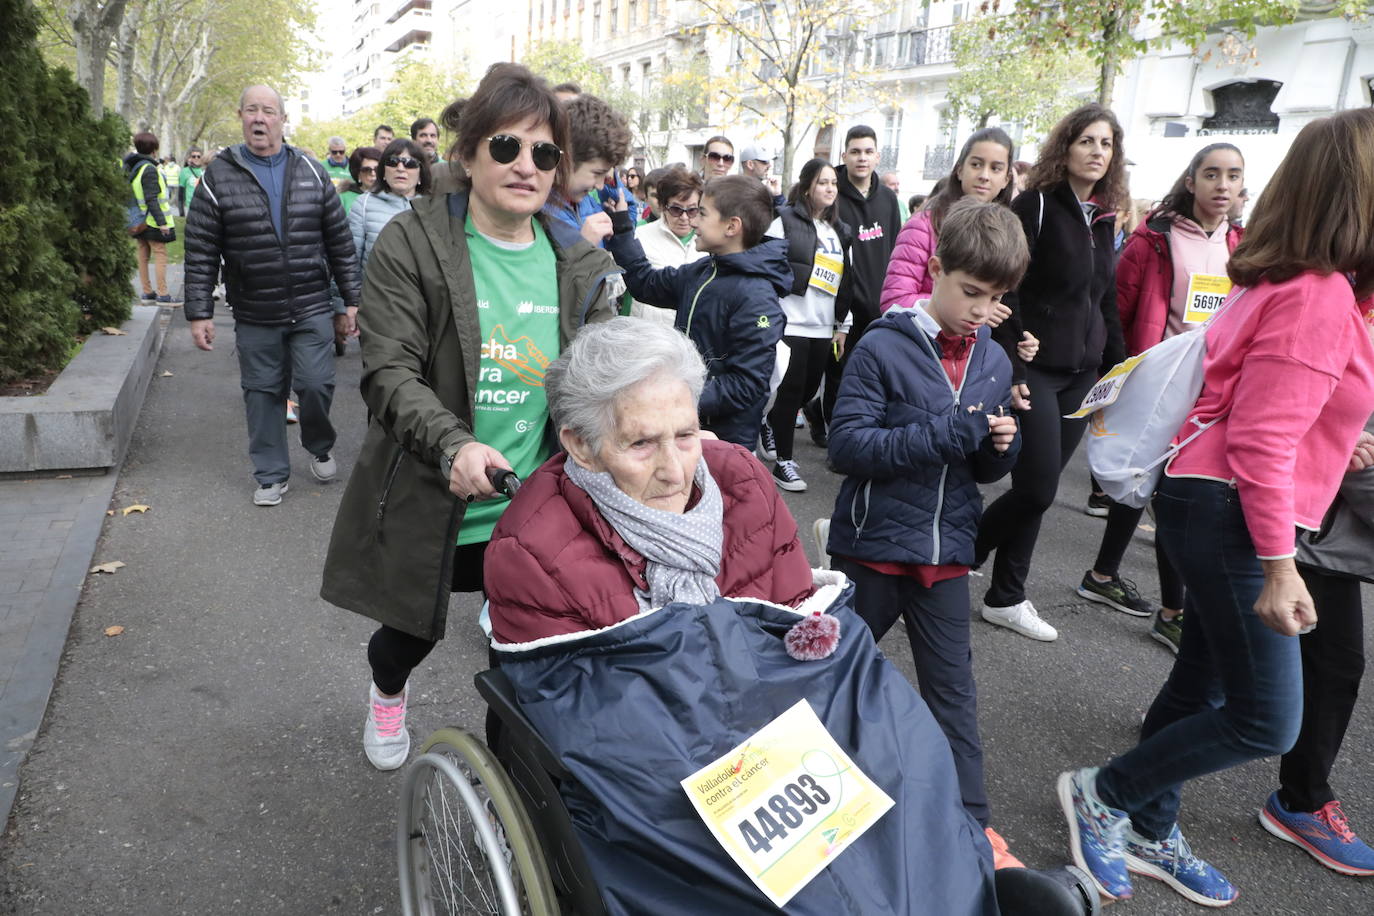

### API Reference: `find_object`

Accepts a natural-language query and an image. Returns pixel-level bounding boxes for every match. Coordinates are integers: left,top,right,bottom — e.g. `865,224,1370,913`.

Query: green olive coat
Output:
320,190,620,640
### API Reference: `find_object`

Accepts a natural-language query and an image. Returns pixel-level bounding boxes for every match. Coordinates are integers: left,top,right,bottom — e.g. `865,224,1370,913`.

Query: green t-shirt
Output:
457,213,562,545
179,166,204,209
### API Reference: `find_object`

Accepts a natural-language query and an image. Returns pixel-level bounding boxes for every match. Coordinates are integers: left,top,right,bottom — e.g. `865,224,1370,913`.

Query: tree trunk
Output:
114,7,142,122
69,0,133,118
1097,9,1120,106
781,91,796,187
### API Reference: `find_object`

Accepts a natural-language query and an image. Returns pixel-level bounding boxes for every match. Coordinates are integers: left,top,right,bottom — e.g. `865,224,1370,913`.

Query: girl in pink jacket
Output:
1059,108,1374,908
881,128,1015,311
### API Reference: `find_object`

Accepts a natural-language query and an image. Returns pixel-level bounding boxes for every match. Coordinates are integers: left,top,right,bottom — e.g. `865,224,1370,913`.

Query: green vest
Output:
132,162,173,229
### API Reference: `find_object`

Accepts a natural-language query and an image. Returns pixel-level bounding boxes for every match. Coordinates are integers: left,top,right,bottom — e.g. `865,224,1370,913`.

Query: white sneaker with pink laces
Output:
363,682,410,770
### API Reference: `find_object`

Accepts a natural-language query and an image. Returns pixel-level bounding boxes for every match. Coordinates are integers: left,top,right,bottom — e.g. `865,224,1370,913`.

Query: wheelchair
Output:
396,669,1101,916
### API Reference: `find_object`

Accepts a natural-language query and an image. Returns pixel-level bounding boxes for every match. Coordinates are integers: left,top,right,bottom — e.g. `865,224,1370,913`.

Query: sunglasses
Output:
329,149,346,155
385,156,422,169
359,165,377,174
706,151,735,164
484,134,562,171
665,204,701,219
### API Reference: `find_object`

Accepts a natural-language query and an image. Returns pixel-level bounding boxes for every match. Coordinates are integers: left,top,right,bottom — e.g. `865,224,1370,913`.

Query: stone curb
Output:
0,306,166,474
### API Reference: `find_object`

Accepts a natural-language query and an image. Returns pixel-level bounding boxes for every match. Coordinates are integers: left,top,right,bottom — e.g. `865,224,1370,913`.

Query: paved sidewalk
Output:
0,473,118,821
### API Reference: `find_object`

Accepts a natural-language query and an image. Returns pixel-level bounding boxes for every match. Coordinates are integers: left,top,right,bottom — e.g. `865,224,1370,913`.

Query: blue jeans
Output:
1094,476,1302,840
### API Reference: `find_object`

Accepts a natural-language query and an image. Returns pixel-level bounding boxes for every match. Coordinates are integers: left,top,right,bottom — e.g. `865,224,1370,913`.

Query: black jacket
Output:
994,182,1125,383
183,143,361,324
776,203,855,325
606,210,789,448
834,165,902,336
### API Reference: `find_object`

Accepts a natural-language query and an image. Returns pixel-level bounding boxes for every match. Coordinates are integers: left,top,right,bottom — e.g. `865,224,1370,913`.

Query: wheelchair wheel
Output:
398,728,558,916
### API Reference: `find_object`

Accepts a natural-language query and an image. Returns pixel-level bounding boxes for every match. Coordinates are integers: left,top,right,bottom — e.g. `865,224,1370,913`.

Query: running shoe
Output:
1259,792,1374,876
1152,610,1183,654
981,599,1058,641
773,459,806,492
253,482,288,507
1057,767,1133,900
1077,572,1155,617
758,421,778,462
286,399,299,424
1085,492,1111,517
1124,823,1238,907
986,826,1025,869
311,453,338,482
363,682,410,770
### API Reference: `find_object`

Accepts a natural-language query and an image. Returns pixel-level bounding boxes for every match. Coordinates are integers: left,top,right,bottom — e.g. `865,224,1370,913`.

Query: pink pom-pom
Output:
785,611,841,661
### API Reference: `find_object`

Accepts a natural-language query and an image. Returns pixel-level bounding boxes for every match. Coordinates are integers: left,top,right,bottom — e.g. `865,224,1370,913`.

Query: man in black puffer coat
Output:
184,84,362,507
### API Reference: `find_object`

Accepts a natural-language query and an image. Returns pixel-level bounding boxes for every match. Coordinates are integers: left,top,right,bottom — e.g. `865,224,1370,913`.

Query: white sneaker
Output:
812,518,831,570
363,682,411,770
311,454,337,482
253,482,288,507
981,599,1058,641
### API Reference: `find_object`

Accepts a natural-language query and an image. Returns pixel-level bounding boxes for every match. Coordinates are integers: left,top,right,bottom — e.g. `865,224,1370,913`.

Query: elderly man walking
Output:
184,85,362,506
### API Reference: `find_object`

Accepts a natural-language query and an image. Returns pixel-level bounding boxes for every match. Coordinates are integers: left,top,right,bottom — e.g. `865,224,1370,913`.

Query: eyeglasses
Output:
484,134,562,171
665,205,701,219
706,151,735,165
385,156,422,169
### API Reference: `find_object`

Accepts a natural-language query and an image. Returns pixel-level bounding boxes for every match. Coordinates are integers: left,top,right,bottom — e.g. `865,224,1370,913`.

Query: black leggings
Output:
368,540,487,695
1278,566,1366,813
975,364,1096,607
1093,501,1186,610
767,336,830,461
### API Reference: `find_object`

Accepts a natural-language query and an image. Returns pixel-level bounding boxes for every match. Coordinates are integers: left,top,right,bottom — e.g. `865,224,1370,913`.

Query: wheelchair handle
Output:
486,467,521,498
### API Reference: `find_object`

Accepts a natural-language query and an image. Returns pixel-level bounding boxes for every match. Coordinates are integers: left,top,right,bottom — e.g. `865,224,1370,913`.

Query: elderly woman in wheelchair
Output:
397,318,1097,916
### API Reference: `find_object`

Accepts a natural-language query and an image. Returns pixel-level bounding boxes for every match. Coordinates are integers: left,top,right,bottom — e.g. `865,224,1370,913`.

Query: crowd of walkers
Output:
159,61,1374,910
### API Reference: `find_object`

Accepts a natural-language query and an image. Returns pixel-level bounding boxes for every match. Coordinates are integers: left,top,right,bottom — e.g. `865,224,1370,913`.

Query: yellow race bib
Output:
808,251,843,297
1183,273,1233,325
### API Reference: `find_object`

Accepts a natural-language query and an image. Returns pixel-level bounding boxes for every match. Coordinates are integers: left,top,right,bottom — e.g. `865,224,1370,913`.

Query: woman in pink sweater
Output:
1058,109,1374,908
881,128,1016,311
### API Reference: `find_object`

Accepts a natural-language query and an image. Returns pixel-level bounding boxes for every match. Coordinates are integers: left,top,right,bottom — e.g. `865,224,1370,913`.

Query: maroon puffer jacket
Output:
486,439,814,643
1116,213,1244,356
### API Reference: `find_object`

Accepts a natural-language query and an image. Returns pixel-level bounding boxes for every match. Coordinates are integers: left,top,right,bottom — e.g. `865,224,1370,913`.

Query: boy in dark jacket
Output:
825,199,1029,863
606,175,789,448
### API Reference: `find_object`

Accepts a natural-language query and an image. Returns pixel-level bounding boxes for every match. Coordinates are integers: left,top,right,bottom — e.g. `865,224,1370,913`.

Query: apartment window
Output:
628,0,638,27
593,1,601,37
610,0,618,33
648,0,657,20
640,59,652,97
882,109,903,171
621,63,632,85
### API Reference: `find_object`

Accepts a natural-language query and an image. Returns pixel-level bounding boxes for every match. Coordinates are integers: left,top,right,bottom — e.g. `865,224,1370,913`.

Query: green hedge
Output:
0,0,135,384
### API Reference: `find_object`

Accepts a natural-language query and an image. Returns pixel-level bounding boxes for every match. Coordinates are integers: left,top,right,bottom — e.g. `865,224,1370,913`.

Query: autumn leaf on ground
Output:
99,327,127,336
106,510,114,516
104,626,125,637
122,505,151,516
90,561,126,574
160,370,174,377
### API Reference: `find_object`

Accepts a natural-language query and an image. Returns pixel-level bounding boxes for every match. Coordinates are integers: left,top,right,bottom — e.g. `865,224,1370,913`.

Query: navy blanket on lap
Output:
494,583,997,916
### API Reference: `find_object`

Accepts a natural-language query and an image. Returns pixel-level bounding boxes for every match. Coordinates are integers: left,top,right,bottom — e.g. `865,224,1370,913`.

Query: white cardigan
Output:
629,218,708,325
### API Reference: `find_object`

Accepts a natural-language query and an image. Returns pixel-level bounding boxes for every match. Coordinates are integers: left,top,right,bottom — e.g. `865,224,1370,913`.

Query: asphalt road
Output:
2,316,1372,914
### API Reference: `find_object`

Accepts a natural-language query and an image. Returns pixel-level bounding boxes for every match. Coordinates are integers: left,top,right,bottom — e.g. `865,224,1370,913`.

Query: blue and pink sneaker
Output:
1056,767,1133,900
1259,791,1374,877
1124,823,1238,907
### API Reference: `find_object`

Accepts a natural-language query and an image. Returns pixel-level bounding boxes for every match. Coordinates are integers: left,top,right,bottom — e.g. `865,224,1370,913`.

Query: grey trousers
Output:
234,314,336,485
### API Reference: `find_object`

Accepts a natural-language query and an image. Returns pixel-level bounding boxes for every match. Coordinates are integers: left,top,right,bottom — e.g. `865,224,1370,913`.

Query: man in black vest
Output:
805,124,902,444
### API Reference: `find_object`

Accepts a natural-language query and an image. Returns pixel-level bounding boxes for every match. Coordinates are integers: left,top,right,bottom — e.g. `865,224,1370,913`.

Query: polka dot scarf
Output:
563,454,723,612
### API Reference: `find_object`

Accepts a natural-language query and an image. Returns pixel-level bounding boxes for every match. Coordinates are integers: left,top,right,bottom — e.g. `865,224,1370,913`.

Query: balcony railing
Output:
923,144,954,180
871,25,955,70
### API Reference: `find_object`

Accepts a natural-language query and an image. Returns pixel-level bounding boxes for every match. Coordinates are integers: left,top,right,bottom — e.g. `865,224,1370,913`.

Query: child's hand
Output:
581,212,613,244
607,190,629,214
985,302,1013,327
987,415,1017,453
1016,331,1039,362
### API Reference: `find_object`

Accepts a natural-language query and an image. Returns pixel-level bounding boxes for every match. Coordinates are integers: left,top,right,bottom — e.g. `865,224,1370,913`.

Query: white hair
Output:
545,317,707,454
327,136,346,148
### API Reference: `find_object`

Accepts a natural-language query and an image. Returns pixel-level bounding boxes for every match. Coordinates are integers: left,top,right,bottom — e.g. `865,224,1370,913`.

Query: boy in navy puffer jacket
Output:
826,199,1030,862
605,176,789,449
